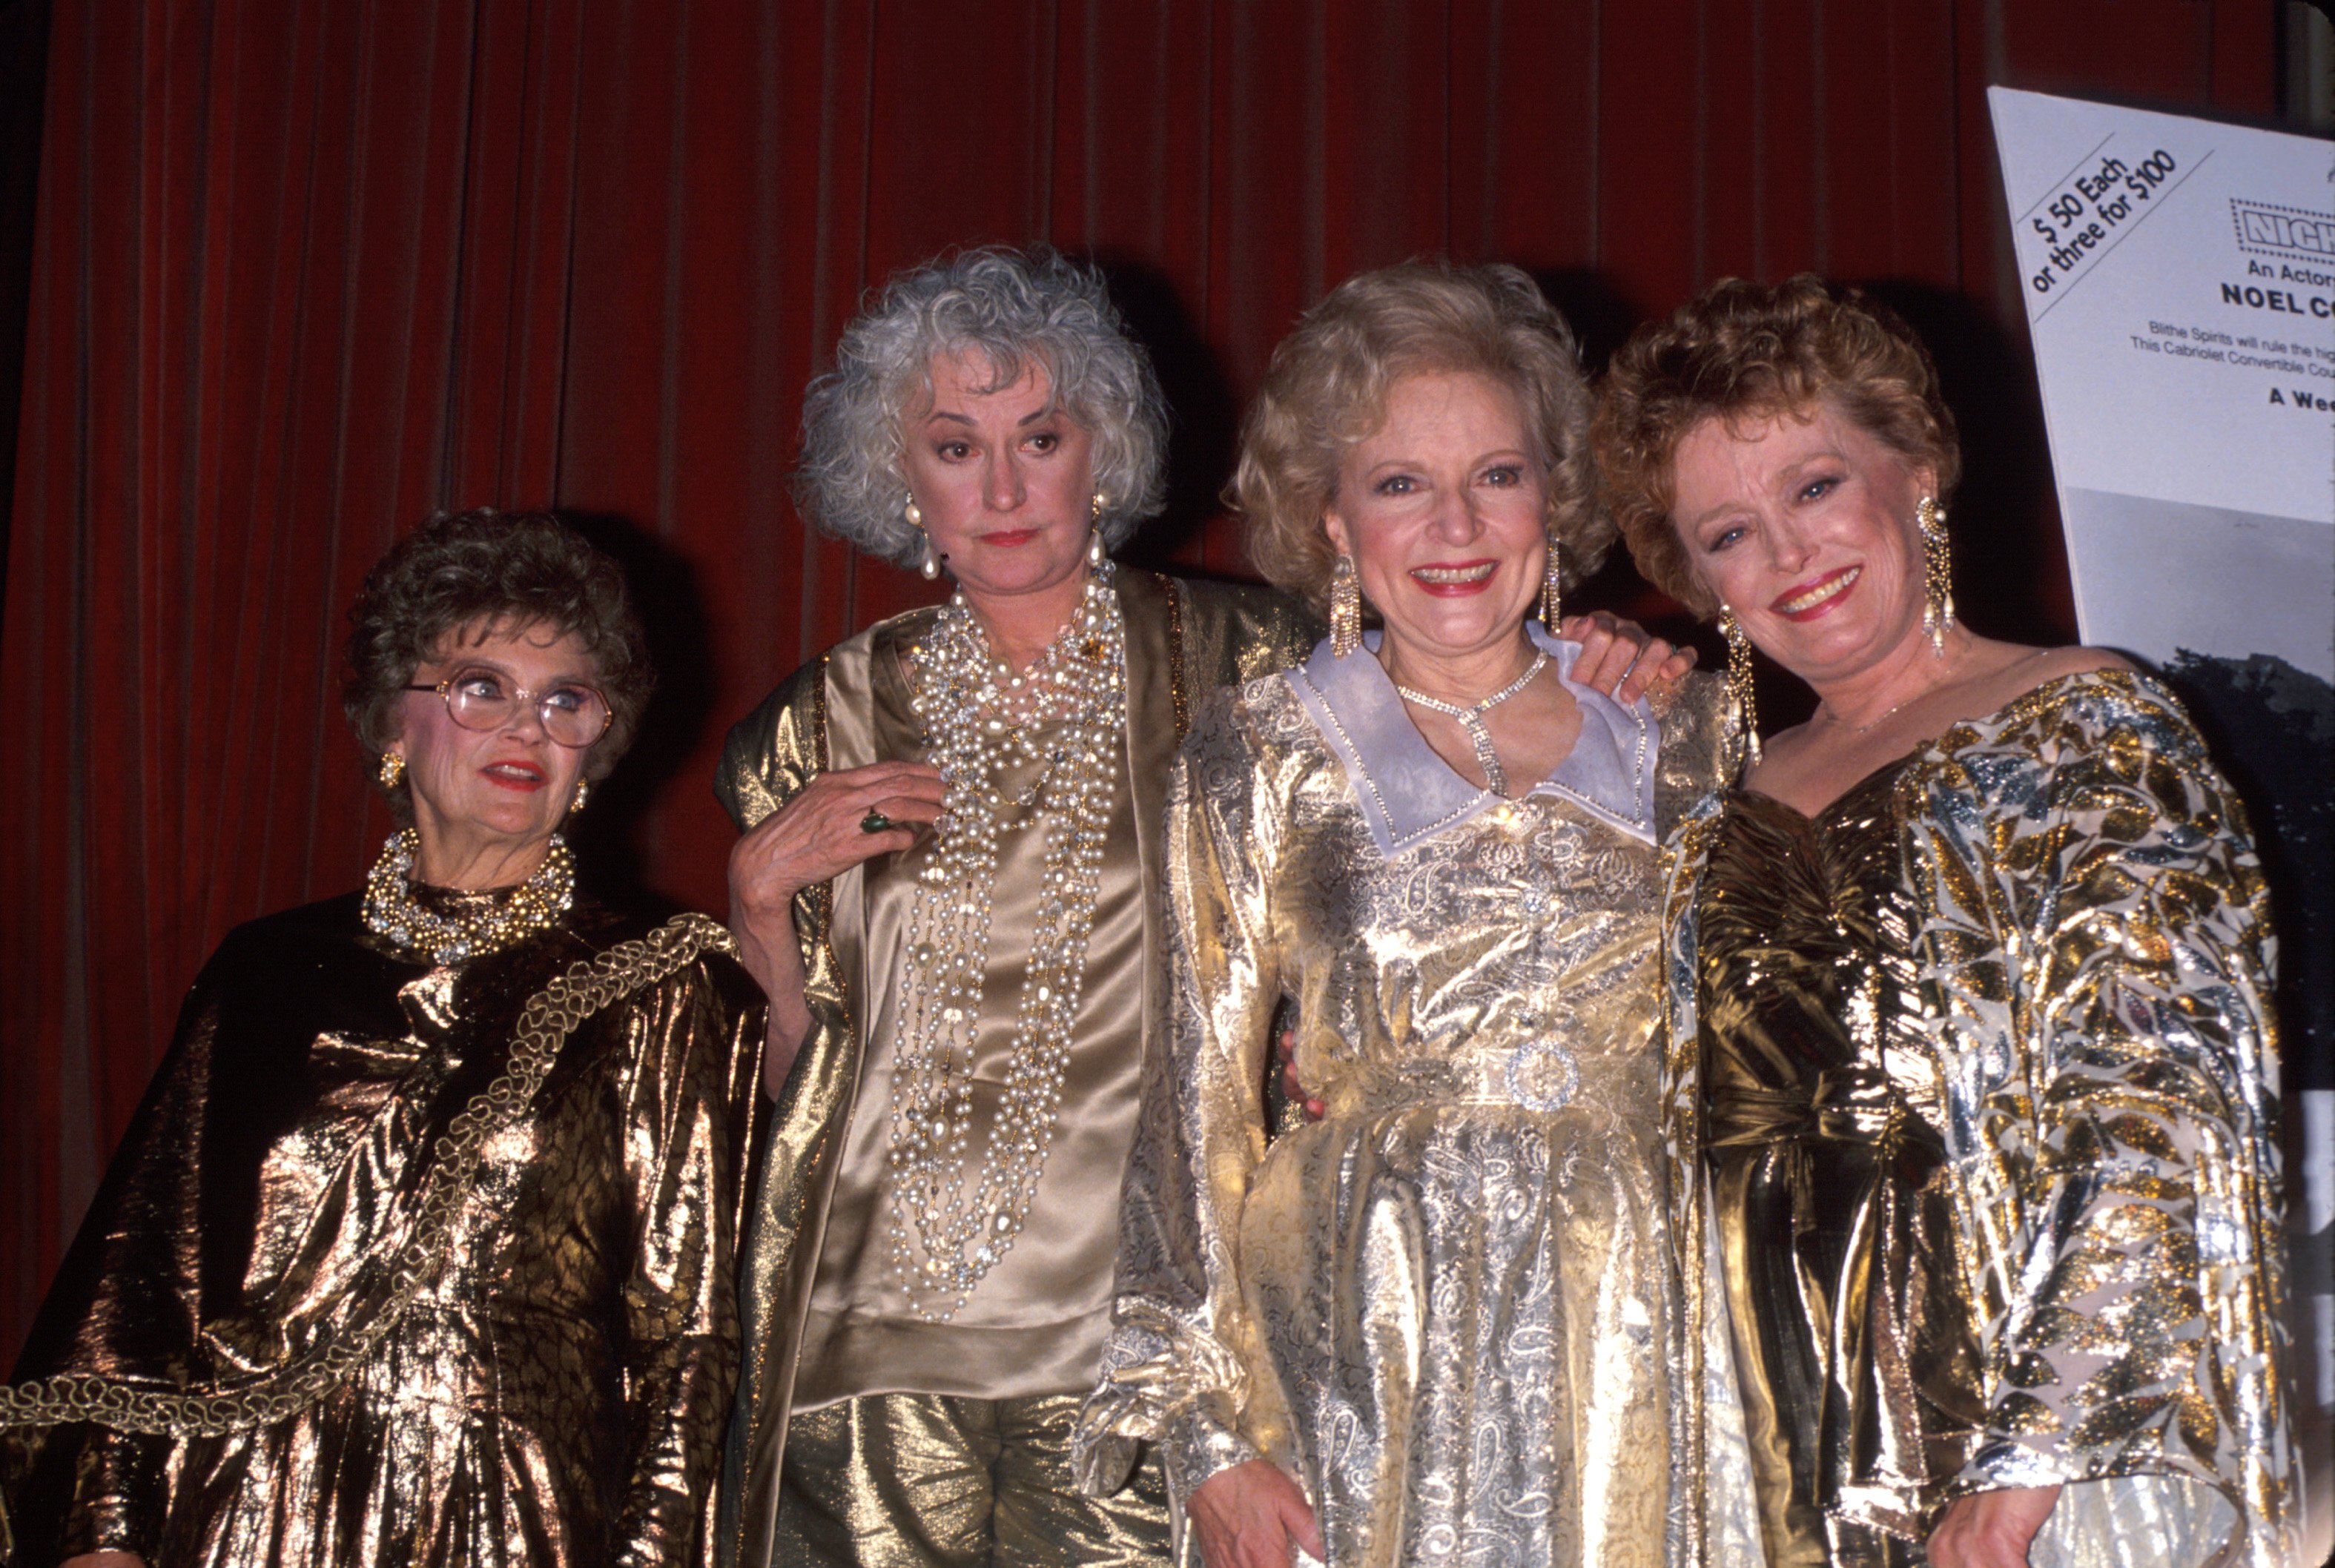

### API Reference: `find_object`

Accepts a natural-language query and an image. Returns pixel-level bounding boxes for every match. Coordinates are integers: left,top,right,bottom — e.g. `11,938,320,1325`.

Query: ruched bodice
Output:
1697,761,1982,1565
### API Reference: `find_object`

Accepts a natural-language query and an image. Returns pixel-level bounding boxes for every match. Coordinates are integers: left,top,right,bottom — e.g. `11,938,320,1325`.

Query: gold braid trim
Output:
0,912,737,1440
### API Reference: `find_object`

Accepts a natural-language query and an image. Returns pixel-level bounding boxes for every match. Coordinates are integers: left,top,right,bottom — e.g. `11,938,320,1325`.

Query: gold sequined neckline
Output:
1731,752,1915,827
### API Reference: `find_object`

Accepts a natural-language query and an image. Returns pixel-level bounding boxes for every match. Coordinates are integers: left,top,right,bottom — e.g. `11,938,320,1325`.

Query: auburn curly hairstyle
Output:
1593,274,1959,619
1232,262,1607,615
343,509,653,819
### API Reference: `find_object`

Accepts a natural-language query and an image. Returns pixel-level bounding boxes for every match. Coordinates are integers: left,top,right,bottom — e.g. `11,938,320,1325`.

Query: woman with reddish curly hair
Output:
1596,277,2297,1567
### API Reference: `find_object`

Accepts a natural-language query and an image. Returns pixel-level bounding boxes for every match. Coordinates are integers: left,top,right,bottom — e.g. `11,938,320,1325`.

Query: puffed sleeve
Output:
0,942,242,1561
1074,691,1286,1532
1908,675,2294,1553
607,954,766,1567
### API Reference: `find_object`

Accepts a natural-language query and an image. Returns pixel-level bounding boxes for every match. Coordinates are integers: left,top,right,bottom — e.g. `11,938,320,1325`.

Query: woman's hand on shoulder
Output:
1559,612,1697,704
1188,1458,1324,1568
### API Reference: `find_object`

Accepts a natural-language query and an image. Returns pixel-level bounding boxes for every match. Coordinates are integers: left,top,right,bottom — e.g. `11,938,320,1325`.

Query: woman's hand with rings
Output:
1558,611,1696,703
729,760,946,934
1189,1459,1324,1568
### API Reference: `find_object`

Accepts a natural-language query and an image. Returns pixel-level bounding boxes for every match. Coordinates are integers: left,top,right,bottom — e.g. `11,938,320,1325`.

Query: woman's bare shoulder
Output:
1968,641,2134,713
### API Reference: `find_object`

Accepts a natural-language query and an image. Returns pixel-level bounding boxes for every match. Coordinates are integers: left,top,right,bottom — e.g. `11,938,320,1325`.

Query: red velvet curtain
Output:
0,0,2276,1361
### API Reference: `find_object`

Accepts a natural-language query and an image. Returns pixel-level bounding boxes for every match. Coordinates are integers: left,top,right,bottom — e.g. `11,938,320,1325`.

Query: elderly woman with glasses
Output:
714,247,1691,1568
0,509,764,1568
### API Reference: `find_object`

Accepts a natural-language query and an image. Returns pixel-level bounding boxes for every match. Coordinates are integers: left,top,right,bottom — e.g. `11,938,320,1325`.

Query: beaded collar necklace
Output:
361,829,575,964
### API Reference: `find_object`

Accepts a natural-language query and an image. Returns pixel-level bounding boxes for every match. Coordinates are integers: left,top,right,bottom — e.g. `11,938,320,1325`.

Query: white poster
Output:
1991,86,2331,1561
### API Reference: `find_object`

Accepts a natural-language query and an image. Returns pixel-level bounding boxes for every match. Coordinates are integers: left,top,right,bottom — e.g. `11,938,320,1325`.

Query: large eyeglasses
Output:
404,669,612,748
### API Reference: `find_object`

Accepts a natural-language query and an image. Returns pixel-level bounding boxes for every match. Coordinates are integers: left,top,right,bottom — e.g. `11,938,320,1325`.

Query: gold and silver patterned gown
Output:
0,890,764,1567
1660,669,2299,1568
1075,630,1737,1568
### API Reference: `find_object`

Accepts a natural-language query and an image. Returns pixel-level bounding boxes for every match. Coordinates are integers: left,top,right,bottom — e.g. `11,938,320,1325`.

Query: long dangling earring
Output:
1541,535,1563,630
1330,554,1363,658
1916,496,1954,655
906,498,940,580
569,778,589,815
379,751,406,788
1088,492,1108,567
1719,607,1762,767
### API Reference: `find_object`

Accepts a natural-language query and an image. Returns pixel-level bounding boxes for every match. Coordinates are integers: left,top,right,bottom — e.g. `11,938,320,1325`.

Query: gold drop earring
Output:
1541,535,1563,629
907,498,940,580
1719,606,1761,767
569,778,589,815
1088,492,1108,567
1916,496,1954,654
379,751,406,787
1330,554,1363,658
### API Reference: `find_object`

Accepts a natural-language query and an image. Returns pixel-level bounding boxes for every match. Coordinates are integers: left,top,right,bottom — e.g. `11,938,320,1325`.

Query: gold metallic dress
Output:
712,572,1318,1568
0,890,765,1568
1696,761,1984,1565
1074,633,1740,1568
1659,670,2299,1568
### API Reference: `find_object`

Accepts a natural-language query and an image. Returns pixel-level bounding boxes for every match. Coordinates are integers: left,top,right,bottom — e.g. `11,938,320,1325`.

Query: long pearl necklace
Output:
1393,649,1550,796
361,829,575,963
885,563,1127,1321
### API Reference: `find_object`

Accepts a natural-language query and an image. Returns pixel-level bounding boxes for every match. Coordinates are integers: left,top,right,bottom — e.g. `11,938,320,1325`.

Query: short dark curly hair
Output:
343,509,653,817
1593,274,1960,619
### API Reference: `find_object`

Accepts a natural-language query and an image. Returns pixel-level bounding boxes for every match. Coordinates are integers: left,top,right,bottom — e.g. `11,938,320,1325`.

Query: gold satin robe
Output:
710,571,1318,1568
1660,670,2299,1568
0,892,765,1567
1074,633,1738,1568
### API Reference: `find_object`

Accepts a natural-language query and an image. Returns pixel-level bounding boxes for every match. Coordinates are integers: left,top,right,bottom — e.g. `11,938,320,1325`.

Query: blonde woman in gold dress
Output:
0,510,765,1567
1596,277,2297,1567
1074,263,1740,1568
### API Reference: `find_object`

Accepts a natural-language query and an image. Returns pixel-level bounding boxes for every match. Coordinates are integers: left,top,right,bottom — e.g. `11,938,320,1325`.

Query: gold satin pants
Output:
776,1393,1171,1568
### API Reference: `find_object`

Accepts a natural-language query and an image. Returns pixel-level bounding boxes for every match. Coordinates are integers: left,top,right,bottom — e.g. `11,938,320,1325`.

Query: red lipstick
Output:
480,759,547,792
1408,558,1500,597
1768,564,1862,622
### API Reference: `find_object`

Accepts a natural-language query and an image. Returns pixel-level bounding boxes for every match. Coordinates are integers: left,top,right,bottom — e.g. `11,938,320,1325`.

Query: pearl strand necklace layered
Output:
885,563,1128,1321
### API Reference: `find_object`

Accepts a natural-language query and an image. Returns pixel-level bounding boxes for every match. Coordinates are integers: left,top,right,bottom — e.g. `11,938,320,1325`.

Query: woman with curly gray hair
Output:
714,247,1694,1568
1,509,764,1567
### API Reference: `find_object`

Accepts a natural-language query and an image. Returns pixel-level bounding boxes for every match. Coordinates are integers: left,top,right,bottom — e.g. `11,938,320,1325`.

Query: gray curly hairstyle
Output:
794,246,1170,566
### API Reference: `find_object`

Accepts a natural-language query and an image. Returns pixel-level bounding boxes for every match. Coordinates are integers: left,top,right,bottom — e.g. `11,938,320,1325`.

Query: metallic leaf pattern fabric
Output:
712,573,1320,1568
0,893,764,1567
1077,656,1738,1568
1659,669,2298,1567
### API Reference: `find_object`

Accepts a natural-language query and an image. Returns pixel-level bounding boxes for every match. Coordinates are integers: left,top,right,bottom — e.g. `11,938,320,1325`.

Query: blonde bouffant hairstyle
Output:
1233,262,1608,615
1593,274,1961,619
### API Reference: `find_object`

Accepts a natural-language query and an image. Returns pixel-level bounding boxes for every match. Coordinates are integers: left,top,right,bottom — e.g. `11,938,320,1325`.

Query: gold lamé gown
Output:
1696,760,1984,1566
0,890,764,1568
1658,670,2300,1568
711,571,1319,1568
1075,632,1738,1568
